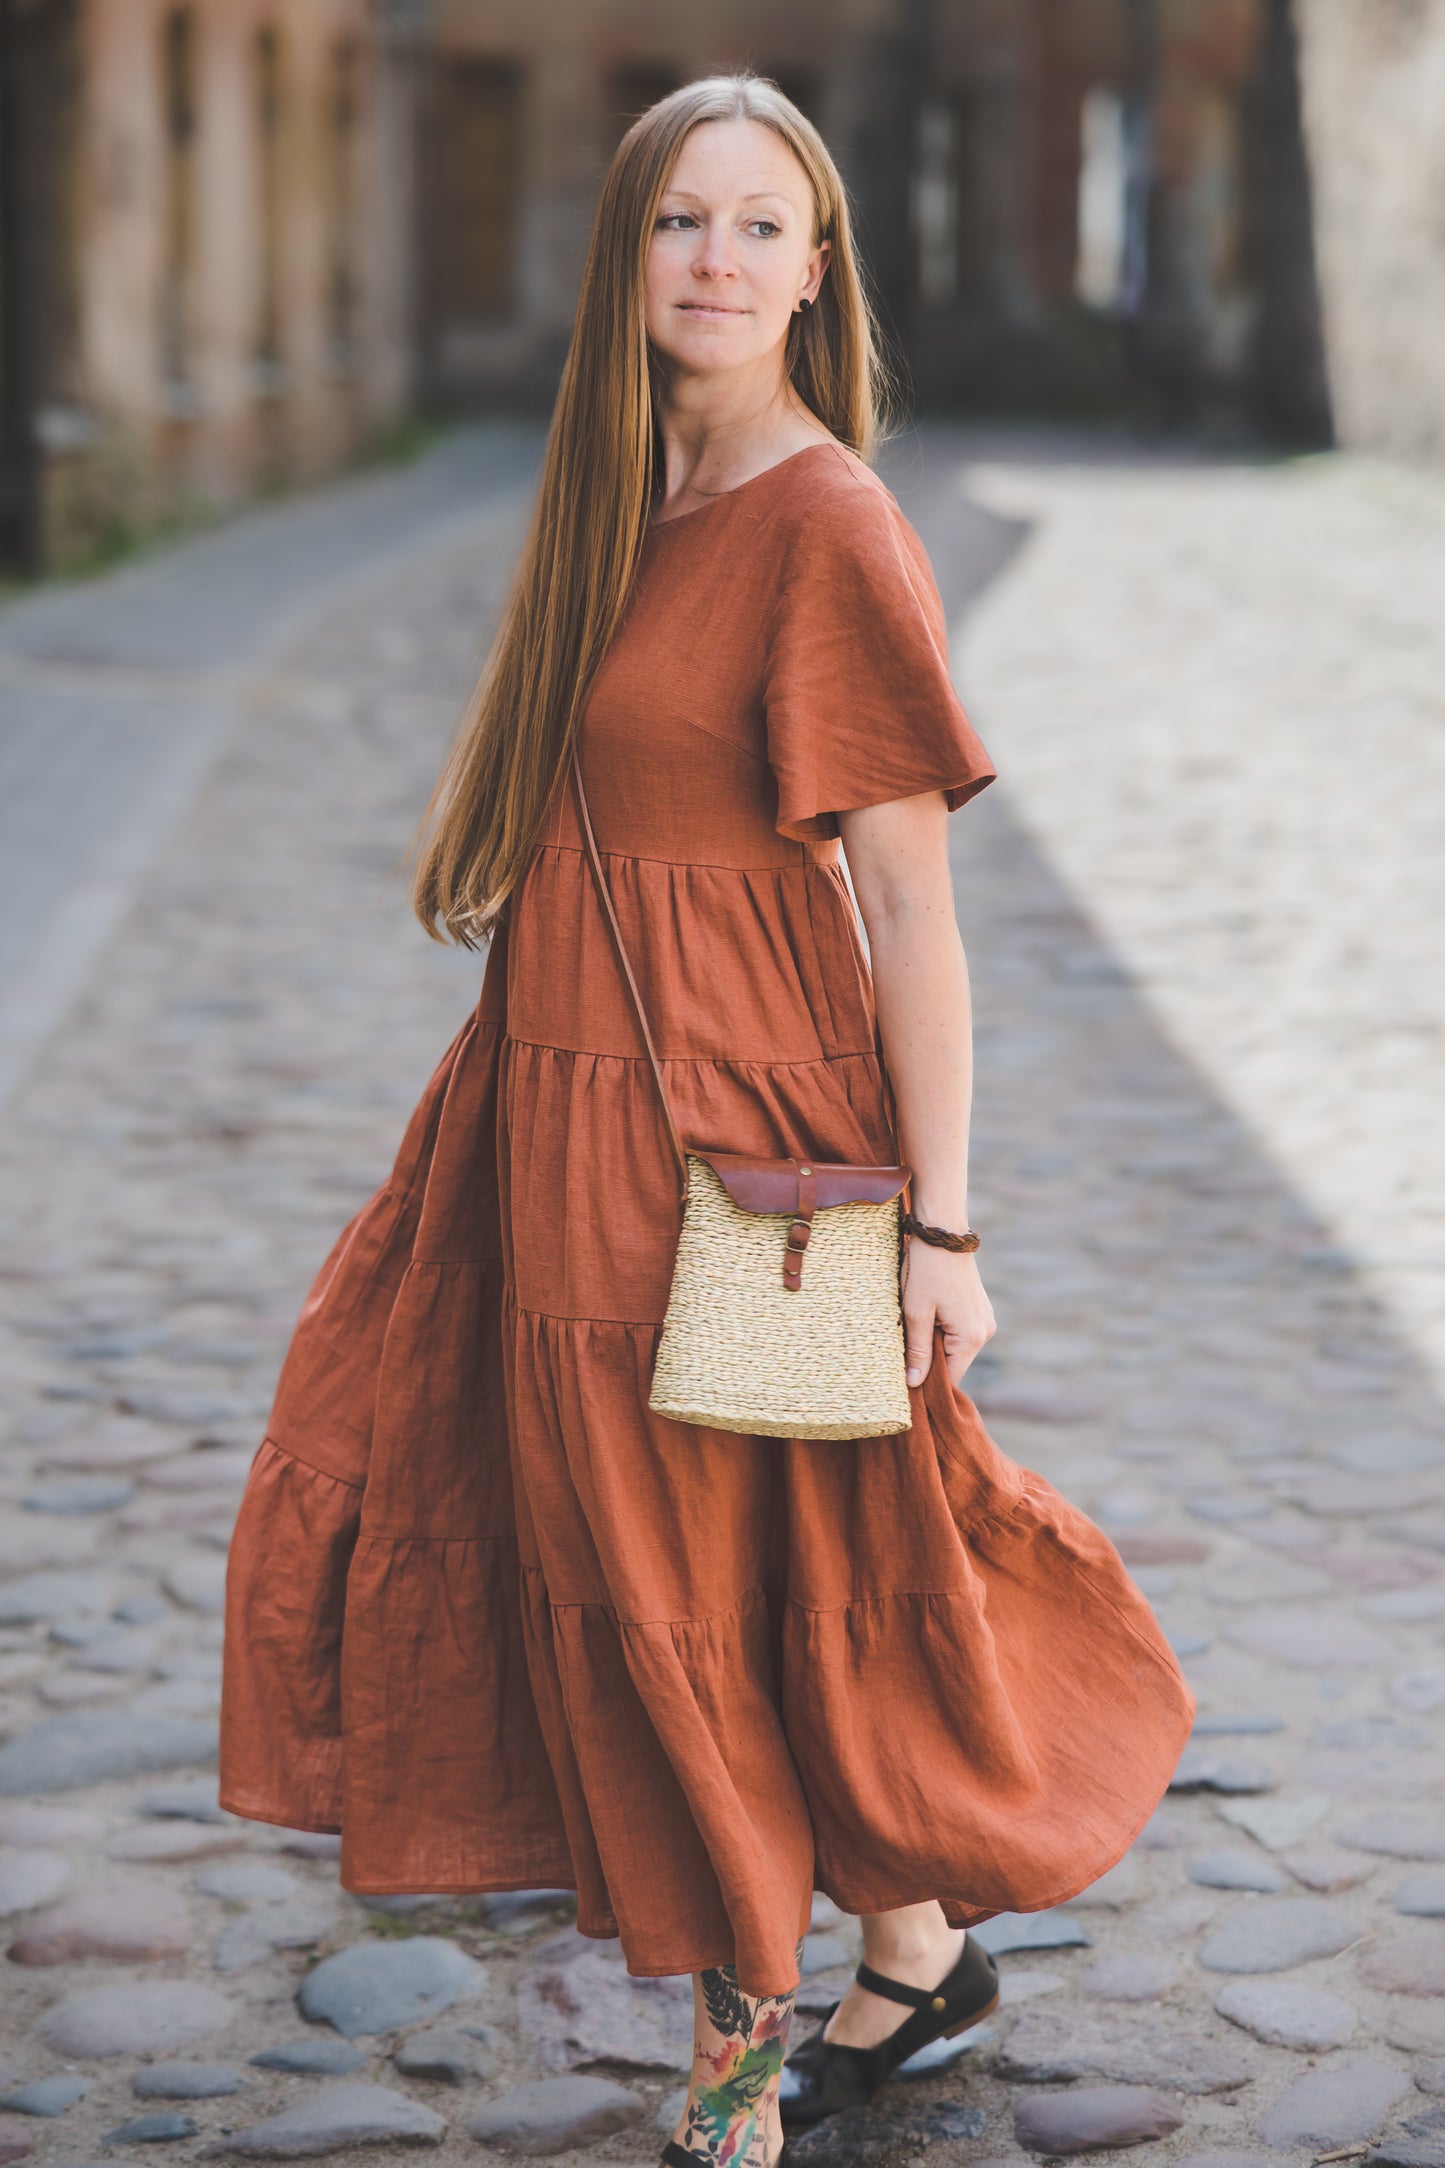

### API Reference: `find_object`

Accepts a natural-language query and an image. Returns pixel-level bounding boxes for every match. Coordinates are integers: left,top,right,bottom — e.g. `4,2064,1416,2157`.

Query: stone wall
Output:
27,0,415,569
1295,0,1445,461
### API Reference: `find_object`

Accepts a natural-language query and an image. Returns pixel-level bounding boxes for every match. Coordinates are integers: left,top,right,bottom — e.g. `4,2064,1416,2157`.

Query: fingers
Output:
903,1304,935,1388
902,1257,997,1393
908,1322,989,1393
937,1310,996,1390
940,1327,984,1390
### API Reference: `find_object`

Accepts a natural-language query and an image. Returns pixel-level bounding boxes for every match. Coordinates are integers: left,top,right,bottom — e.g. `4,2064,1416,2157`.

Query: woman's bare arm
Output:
838,790,995,1389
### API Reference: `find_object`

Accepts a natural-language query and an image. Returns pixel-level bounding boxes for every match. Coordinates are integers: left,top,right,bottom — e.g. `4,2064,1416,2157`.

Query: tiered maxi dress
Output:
218,440,1194,1997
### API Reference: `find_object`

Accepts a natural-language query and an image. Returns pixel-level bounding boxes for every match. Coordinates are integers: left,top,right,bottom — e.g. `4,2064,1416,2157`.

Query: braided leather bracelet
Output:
901,1212,981,1253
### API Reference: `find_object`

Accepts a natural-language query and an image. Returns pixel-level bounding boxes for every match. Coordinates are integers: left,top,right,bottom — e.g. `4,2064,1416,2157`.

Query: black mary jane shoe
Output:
778,1936,1000,2133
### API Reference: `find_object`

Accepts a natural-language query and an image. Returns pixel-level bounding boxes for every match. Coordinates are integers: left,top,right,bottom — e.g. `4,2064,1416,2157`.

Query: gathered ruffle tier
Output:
220,918,1193,1993
219,442,1194,1994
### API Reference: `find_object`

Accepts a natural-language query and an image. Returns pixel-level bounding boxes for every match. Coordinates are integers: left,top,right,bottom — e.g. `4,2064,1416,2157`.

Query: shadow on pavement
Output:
886,427,1441,1575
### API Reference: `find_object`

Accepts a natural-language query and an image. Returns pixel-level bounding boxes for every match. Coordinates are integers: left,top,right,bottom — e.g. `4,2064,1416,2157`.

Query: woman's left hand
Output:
900,1240,996,1390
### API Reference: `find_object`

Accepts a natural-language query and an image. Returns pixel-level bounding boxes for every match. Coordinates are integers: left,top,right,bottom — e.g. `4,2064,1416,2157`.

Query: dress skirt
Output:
218,442,1195,1995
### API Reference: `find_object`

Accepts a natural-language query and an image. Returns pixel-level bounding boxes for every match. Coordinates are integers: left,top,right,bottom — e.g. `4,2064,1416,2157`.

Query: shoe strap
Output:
661,2146,702,2168
855,1959,953,2012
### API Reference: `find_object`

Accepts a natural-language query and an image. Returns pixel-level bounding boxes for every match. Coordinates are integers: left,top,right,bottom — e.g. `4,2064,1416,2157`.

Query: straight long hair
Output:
410,73,891,946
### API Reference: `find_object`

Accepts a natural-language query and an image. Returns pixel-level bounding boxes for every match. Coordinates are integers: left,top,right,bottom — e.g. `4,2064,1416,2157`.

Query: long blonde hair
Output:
410,72,890,946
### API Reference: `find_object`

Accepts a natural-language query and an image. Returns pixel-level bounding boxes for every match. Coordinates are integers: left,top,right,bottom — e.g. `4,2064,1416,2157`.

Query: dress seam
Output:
352,1529,518,1547
518,1560,985,1629
521,1563,767,1631
535,840,835,875
256,1433,365,1493
503,1036,882,1067
785,1586,975,1618
507,1291,665,1329
799,848,843,1052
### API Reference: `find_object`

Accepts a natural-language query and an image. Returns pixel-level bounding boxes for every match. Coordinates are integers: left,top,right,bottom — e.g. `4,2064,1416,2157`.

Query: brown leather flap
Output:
692,1148,910,1214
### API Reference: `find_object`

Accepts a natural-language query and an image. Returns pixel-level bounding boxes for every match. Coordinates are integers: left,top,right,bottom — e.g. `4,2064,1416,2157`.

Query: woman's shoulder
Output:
776,439,902,520
753,440,940,641
764,441,927,572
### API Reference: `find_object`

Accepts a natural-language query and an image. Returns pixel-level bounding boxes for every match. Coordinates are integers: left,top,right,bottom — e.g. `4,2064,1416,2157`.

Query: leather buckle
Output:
783,1158,818,1290
783,1218,811,1291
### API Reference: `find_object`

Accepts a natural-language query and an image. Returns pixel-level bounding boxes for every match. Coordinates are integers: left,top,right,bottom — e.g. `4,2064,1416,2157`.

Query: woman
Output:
218,75,1193,2168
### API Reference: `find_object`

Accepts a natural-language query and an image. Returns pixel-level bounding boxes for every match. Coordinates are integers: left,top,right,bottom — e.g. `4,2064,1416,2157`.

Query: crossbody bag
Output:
570,749,914,1440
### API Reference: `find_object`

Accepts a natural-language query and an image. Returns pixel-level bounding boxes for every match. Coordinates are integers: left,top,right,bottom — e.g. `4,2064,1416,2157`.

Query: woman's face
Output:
644,118,829,382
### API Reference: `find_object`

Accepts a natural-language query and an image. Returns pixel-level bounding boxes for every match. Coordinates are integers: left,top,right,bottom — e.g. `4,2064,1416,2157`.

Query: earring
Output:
799,297,813,313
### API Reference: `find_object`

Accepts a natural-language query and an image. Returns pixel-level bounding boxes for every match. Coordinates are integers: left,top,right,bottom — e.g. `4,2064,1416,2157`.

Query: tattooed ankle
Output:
681,1954,800,2165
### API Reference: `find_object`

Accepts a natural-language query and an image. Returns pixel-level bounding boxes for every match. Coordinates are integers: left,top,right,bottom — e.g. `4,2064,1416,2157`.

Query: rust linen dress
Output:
218,441,1194,1996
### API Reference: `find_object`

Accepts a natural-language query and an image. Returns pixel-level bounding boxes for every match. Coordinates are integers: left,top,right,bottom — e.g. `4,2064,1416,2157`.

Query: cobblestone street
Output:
0,427,1443,2168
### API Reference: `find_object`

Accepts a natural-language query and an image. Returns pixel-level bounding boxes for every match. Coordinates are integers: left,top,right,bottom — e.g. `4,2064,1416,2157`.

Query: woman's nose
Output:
692,222,739,278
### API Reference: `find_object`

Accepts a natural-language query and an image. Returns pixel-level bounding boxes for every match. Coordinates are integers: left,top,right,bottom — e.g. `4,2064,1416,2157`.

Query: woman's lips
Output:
677,304,747,317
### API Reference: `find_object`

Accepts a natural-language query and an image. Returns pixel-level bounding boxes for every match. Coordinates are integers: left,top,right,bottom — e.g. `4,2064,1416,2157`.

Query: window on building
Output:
908,92,995,312
326,38,362,367
914,100,960,309
160,7,197,400
768,71,817,121
1076,86,1149,313
605,63,681,154
431,59,524,322
254,26,285,390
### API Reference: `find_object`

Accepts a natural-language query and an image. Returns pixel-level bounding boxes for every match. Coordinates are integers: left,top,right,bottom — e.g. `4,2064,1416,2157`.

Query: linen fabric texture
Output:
218,442,1195,1996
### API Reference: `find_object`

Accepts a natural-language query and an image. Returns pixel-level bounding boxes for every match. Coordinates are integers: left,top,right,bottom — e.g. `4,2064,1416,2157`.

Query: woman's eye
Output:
654,212,783,236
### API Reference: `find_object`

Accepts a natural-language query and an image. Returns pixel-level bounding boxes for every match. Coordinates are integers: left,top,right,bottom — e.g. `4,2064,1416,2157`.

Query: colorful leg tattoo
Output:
677,1942,803,2167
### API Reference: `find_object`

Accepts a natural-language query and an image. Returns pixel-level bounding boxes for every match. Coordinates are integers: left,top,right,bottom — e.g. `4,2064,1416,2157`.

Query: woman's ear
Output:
801,235,836,312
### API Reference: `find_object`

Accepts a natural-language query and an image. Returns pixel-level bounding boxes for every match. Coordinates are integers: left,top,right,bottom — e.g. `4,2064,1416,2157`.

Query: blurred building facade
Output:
410,0,883,410
0,0,417,572
1,0,1440,573
409,0,1320,435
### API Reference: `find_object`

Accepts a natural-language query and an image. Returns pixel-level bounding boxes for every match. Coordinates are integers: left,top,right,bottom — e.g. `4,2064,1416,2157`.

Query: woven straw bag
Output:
570,751,914,1441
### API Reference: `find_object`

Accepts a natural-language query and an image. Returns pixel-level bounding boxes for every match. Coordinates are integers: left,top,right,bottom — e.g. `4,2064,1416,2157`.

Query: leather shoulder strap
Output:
569,749,691,1205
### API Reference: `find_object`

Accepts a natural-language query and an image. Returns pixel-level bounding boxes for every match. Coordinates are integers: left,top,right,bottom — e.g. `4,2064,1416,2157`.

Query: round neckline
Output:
645,440,842,537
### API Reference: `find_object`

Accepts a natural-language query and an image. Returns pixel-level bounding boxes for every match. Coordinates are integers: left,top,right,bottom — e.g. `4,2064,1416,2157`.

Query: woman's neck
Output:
652,376,832,519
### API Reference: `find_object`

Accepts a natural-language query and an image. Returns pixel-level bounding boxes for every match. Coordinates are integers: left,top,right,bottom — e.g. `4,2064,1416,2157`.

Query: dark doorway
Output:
1241,0,1333,445
159,6,198,403
325,37,363,371
767,69,818,119
417,54,525,401
0,0,82,576
253,23,285,387
604,61,682,156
